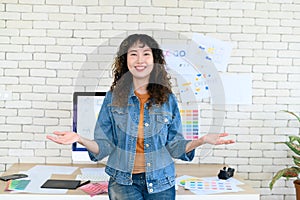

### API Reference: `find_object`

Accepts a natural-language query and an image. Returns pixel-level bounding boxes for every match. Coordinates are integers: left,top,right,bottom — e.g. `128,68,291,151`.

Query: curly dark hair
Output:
111,34,172,107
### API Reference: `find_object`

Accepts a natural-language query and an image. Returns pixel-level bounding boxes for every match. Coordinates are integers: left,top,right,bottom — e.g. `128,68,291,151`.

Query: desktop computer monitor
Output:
72,92,106,162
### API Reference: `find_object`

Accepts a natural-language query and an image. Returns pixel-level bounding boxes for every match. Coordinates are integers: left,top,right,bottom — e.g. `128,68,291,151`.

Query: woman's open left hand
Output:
202,133,235,145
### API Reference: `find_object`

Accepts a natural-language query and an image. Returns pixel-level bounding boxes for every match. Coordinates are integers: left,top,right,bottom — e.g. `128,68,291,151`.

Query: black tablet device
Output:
41,179,81,190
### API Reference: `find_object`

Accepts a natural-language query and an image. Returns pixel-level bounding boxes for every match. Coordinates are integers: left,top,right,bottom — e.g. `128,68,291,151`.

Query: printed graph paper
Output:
179,105,200,140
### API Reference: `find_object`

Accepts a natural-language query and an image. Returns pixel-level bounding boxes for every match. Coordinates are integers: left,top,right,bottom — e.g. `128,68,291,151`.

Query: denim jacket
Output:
88,89,195,194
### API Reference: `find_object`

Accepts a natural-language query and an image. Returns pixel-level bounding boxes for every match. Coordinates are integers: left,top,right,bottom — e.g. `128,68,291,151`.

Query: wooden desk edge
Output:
0,163,260,198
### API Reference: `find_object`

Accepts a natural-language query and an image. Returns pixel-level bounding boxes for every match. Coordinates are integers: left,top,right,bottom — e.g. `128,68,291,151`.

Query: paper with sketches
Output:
192,33,232,72
176,73,216,103
162,43,225,104
162,41,250,105
163,45,197,75
174,72,252,105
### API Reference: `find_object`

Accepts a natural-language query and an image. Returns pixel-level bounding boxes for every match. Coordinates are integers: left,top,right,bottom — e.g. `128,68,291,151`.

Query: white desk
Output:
0,163,260,200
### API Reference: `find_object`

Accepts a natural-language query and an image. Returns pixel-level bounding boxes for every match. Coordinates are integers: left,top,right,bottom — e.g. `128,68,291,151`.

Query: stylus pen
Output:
77,180,91,188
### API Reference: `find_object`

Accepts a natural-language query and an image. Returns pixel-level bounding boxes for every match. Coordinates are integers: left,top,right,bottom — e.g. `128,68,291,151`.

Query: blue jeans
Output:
108,173,175,200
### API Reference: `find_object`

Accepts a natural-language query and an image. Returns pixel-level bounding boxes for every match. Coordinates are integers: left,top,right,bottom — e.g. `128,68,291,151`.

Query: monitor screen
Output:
72,92,106,151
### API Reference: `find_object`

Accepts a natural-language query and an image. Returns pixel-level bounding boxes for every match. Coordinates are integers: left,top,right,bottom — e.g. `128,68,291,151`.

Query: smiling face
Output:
111,34,172,106
127,42,154,84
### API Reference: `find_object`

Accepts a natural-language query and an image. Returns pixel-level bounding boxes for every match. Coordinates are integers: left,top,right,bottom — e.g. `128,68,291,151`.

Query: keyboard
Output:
76,173,110,182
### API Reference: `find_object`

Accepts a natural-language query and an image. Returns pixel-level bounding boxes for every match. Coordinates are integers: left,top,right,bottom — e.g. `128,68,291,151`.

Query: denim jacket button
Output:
149,183,153,187
145,144,149,148
164,118,168,123
147,163,151,167
149,188,153,193
144,123,149,127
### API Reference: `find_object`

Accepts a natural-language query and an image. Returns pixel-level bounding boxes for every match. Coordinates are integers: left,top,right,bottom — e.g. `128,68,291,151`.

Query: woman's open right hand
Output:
46,131,80,145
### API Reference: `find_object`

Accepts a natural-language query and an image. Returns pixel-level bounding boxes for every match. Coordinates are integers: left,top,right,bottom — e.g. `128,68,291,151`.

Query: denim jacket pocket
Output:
111,107,130,132
153,114,172,134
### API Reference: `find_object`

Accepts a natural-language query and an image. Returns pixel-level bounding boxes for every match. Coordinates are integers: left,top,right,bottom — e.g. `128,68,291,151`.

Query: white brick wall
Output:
0,0,300,199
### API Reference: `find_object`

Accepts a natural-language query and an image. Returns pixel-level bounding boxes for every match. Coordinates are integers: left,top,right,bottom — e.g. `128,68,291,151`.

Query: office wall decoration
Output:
192,33,233,72
179,104,201,140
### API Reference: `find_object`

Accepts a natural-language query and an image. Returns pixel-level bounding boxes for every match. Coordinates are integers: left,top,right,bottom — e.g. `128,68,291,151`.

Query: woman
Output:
47,34,234,200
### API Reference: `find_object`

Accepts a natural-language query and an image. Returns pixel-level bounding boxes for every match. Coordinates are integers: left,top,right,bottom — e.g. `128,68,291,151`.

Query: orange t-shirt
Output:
132,91,149,174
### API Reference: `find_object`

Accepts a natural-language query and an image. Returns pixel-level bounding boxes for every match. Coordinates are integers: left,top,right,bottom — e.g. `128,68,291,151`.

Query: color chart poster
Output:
179,104,200,140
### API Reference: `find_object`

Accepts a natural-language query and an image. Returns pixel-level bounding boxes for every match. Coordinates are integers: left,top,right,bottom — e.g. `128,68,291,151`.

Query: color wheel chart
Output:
179,105,200,140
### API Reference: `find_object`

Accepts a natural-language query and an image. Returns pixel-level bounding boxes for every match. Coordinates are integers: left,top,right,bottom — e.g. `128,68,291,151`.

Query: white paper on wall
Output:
162,43,224,104
192,33,233,72
163,44,197,75
162,40,251,105
218,73,252,105
176,73,215,103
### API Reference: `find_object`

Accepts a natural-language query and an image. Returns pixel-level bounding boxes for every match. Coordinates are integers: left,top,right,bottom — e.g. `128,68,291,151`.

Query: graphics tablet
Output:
41,179,81,190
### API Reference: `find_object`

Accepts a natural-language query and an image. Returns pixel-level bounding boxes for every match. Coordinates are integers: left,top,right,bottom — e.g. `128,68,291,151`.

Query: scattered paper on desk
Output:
176,175,244,195
185,180,243,193
80,182,108,197
202,176,244,185
77,167,110,182
27,165,78,175
11,170,66,194
11,165,78,194
80,167,106,174
176,175,202,187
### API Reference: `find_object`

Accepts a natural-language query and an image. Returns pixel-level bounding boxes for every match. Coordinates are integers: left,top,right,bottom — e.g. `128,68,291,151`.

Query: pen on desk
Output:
77,180,91,188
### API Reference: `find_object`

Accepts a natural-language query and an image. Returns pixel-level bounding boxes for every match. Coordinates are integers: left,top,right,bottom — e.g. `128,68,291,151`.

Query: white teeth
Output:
135,66,146,70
